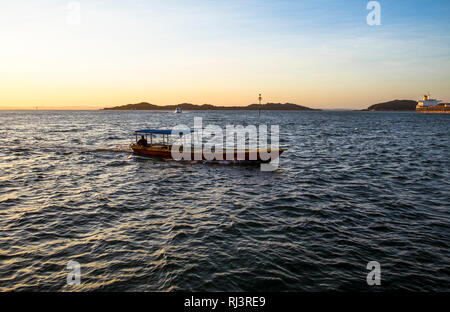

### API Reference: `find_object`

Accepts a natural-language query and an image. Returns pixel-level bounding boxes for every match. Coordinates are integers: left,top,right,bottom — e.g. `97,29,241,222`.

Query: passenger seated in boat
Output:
137,135,148,147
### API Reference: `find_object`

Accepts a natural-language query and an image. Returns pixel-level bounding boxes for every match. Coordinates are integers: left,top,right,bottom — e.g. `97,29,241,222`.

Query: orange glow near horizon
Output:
1,1,449,110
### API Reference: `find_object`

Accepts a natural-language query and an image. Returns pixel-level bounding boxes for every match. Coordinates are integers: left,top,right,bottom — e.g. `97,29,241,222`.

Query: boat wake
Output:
95,145,132,153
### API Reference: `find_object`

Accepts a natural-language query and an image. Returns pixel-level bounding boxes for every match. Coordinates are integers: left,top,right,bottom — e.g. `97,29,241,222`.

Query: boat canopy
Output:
135,129,193,135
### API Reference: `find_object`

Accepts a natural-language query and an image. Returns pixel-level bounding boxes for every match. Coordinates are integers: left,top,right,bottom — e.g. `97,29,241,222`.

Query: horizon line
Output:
1,99,429,111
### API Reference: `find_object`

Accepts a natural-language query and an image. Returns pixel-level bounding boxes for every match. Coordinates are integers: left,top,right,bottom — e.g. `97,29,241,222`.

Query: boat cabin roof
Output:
135,129,193,136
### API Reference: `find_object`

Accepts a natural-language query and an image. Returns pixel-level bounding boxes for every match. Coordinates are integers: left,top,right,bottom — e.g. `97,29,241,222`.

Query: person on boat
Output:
137,135,148,147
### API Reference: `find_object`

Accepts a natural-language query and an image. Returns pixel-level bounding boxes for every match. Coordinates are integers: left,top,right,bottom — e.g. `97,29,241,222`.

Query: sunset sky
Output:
1,0,449,110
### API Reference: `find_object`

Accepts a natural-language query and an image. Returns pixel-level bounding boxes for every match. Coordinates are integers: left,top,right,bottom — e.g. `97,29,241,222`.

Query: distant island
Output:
363,100,418,111
103,102,320,111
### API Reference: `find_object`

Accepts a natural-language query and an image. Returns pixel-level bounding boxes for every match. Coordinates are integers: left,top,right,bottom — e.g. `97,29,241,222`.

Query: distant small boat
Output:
130,129,287,162
174,107,182,113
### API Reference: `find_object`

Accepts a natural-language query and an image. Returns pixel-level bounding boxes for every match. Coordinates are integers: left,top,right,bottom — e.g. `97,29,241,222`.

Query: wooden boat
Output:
130,129,286,162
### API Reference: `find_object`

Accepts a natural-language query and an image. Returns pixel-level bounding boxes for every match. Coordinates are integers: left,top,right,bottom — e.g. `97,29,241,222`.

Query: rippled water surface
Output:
0,110,449,291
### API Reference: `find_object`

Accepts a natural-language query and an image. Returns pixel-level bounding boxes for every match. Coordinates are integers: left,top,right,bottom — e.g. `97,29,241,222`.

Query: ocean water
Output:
0,110,448,291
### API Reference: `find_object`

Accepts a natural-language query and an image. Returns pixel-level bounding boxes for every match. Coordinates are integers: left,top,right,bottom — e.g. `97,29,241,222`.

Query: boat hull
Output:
416,107,450,113
130,145,286,162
